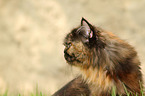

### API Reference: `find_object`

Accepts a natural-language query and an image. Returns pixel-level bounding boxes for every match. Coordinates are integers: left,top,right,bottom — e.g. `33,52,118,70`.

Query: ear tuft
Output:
76,18,94,44
81,17,90,26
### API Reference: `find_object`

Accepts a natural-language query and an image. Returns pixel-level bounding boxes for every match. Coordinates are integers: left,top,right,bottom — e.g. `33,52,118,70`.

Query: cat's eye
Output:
68,43,72,48
65,42,72,48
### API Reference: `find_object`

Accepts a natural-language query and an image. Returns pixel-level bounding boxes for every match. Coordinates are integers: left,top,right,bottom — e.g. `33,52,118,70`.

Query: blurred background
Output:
0,0,145,95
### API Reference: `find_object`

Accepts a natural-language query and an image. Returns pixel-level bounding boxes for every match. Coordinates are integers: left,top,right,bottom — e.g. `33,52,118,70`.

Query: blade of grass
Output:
122,83,130,96
111,86,116,96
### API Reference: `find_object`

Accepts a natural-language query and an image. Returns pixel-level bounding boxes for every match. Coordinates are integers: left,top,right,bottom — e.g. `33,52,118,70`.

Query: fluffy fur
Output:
54,18,143,96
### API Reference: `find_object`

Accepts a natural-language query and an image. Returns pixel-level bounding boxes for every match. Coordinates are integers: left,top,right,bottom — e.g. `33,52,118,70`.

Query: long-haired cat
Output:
53,18,143,96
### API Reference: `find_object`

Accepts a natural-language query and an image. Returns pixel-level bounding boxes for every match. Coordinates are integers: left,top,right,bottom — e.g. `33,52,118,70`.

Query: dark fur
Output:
52,76,90,96
53,18,143,96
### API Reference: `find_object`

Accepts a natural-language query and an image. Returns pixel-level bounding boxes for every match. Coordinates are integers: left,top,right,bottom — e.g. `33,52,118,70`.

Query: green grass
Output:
0,86,51,96
0,90,144,96
0,85,144,96
0,91,48,96
0,91,50,96
111,84,145,96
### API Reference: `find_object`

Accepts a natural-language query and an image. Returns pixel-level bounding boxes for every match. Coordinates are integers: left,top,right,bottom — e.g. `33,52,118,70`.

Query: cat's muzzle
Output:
64,51,76,62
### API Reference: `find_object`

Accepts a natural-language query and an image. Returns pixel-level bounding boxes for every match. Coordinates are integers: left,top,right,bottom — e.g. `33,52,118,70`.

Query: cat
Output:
53,18,143,96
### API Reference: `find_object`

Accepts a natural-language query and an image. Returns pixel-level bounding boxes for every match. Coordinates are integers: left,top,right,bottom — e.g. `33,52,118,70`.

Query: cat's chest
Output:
81,67,115,95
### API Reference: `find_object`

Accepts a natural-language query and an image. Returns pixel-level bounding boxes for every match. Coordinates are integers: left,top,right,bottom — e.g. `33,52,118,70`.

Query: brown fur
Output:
52,76,90,96
53,18,143,96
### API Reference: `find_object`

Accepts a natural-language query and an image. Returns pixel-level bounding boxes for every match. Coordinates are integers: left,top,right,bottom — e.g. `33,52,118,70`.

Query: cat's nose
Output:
64,45,71,54
64,48,68,54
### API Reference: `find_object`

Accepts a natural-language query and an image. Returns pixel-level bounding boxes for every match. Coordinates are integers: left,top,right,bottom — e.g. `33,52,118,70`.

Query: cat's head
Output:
63,18,106,68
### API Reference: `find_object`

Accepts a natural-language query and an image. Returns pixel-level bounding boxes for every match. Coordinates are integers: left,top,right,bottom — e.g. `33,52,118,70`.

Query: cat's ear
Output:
81,17,91,27
77,17,93,43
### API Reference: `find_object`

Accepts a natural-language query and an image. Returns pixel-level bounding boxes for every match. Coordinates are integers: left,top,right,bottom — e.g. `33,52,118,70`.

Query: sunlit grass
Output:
0,91,48,96
0,91,51,96
0,86,51,96
111,83,145,96
0,85,144,96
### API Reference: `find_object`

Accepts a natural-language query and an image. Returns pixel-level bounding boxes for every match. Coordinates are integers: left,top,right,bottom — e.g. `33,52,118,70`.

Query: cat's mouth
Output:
64,52,75,62
64,52,82,63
